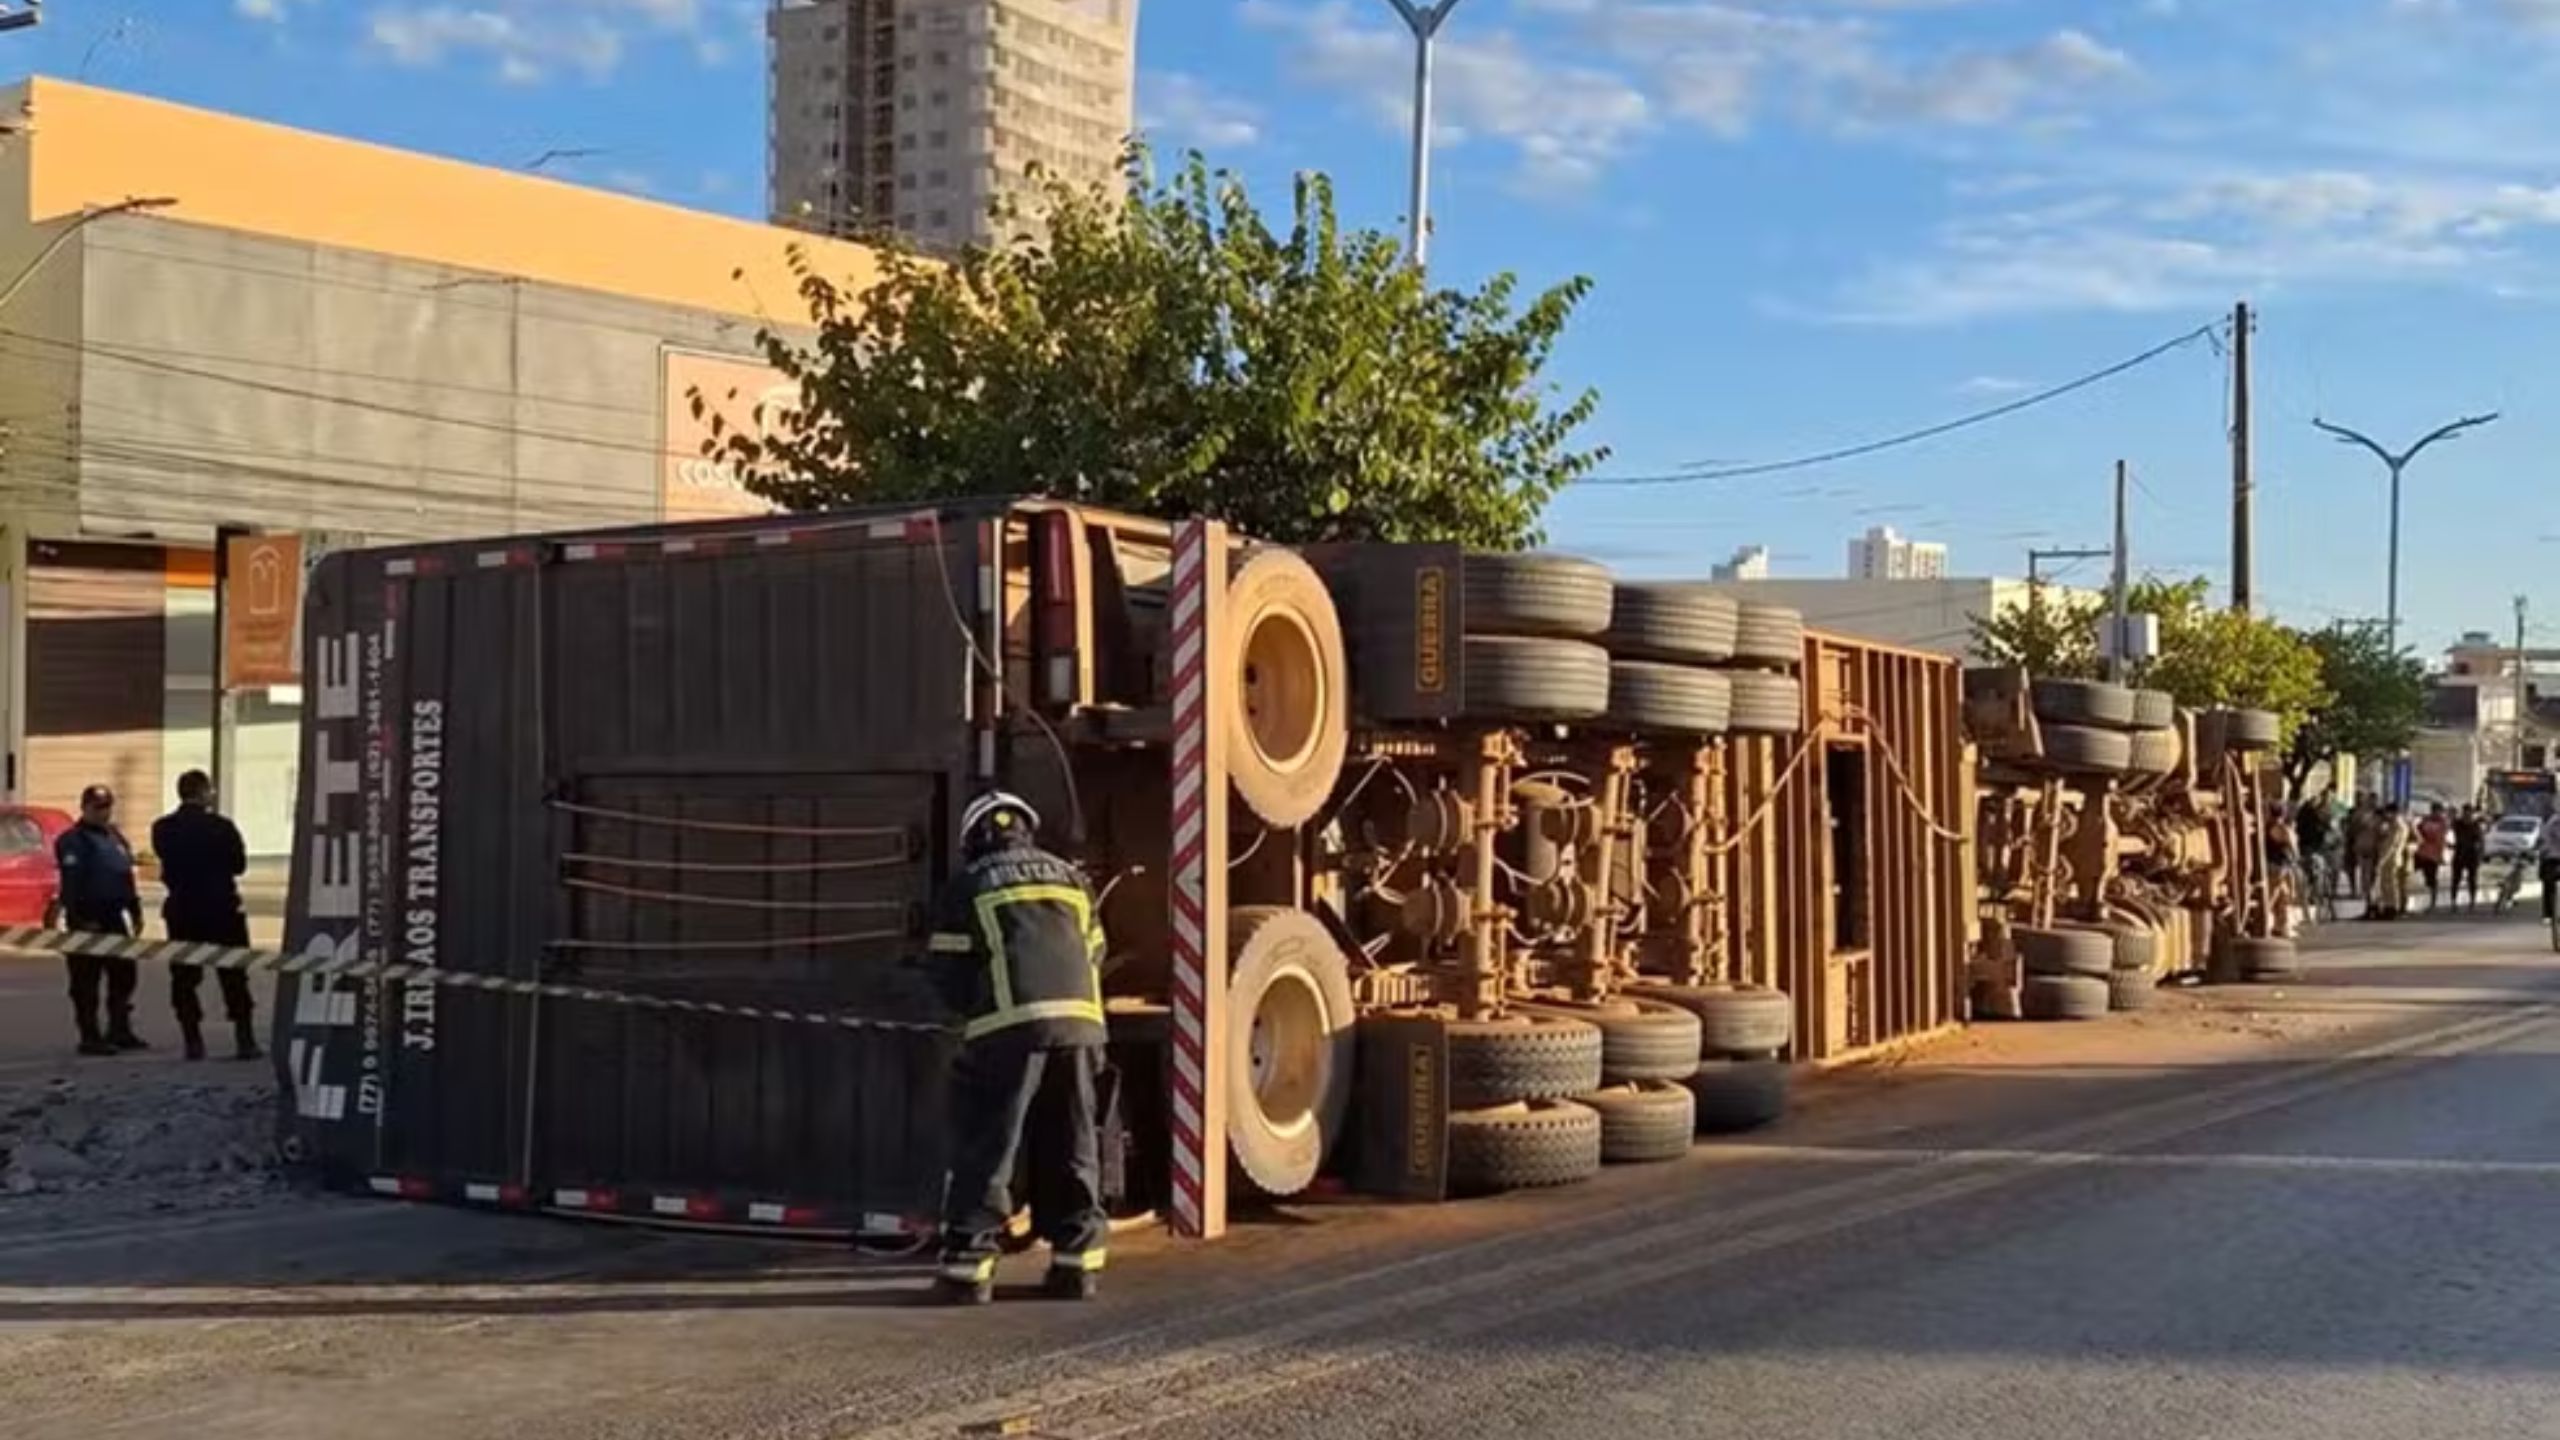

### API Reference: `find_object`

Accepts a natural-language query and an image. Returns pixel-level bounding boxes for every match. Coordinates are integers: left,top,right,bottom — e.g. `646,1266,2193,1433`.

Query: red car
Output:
0,805,75,926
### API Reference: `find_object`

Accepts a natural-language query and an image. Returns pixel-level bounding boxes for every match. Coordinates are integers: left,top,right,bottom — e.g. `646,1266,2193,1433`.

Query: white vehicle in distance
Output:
2485,814,2544,861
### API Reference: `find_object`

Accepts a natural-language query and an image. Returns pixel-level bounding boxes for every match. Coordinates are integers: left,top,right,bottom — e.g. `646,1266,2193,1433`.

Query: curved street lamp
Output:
2311,411,2499,654
1381,0,1469,270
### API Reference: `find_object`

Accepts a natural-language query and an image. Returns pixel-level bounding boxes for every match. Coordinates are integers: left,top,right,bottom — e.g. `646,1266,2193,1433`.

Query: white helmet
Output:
961,790,1041,845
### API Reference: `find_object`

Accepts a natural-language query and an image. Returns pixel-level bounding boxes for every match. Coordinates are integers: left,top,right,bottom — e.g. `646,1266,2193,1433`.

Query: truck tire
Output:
2042,724,2131,774
1225,547,1351,830
1686,1059,1790,1133
1606,661,1731,734
1224,907,1358,1197
1579,1083,1696,1164
1603,584,1738,663
1727,672,1804,734
2130,688,2176,729
1462,636,1611,722
1624,982,1793,1058
2108,967,2157,1012
1730,604,1804,669
1446,1100,1604,1195
2057,919,2156,972
2231,935,2302,980
1446,1012,1606,1110
2103,924,2159,972
2016,925,2115,978
2225,707,2280,751
2032,678,2137,729
1517,998,1702,1083
1462,553,1613,639
2128,727,2181,775
2020,973,2110,1020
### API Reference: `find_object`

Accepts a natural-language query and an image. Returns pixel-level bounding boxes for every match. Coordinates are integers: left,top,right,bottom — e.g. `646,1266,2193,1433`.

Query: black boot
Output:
1042,1267,1099,1301
180,1019,207,1062
232,1018,262,1062
74,1015,114,1057
107,1015,148,1052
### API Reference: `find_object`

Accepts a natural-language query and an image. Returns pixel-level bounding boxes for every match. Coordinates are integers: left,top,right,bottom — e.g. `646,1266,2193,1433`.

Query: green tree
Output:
1970,574,2329,735
2283,624,2427,796
2126,577,2329,730
1968,582,2105,677
706,153,1606,549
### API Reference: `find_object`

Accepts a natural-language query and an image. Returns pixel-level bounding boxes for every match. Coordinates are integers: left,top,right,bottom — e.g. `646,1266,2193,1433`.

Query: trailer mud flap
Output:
1347,1015,1450,1201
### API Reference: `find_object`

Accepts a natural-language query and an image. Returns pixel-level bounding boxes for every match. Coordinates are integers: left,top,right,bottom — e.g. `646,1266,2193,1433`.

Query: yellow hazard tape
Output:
0,926,956,1036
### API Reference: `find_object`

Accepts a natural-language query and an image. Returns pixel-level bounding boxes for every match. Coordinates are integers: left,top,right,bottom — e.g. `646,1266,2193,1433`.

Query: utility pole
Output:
2312,410,2500,655
2518,595,2531,770
2026,544,2111,659
2230,300,2254,614
2109,460,2132,682
1382,0,1467,269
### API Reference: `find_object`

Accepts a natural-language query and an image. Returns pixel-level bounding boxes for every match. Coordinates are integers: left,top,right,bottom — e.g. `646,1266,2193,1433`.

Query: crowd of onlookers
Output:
2281,788,2560,925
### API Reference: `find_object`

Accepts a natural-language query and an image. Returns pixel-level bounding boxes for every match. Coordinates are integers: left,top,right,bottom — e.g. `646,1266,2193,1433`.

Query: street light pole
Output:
2312,412,2499,655
1382,0,1466,269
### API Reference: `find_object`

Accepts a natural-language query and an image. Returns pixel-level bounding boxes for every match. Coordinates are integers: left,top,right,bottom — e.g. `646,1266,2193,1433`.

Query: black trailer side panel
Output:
279,514,983,1222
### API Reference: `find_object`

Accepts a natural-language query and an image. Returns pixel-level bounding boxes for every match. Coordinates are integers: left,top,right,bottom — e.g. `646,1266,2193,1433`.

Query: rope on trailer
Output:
563,851,913,875
0,925,950,1034
562,875,911,913
1849,712,1971,844
1701,731,1822,857
547,928,910,953
549,799,910,841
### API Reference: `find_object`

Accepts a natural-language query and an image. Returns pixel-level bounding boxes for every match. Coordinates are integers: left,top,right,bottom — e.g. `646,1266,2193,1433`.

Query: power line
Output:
1580,319,2224,488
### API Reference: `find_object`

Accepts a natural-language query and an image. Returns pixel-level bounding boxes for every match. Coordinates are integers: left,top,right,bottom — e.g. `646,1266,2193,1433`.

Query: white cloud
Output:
1140,73,1265,152
1829,165,2560,322
235,0,287,20
1242,0,2141,188
1957,374,2037,395
365,0,728,82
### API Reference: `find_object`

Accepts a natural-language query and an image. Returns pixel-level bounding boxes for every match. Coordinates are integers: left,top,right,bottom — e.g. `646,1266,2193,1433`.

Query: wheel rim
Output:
1239,604,1326,778
1247,965,1328,1142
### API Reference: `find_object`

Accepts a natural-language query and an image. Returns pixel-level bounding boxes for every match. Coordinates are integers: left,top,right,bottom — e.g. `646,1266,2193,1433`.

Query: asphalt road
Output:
8,910,2560,1439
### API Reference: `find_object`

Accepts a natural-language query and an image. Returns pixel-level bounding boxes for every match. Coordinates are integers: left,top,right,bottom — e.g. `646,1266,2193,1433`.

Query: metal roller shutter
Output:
26,541,168,821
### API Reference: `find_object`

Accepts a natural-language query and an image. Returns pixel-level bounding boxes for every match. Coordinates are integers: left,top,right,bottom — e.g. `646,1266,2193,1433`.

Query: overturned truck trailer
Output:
275,500,1972,1236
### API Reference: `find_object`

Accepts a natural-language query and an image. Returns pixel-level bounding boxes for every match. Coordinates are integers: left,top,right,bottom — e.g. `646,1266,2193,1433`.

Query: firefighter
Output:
921,789,1108,1305
152,770,261,1062
54,784,147,1056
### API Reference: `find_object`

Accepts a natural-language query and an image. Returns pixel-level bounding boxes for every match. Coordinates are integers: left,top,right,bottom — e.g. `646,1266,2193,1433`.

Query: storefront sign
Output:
224,532,303,688
662,349,793,524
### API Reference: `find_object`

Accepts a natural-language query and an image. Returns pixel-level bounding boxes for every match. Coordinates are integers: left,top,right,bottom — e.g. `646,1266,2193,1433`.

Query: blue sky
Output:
14,0,2560,653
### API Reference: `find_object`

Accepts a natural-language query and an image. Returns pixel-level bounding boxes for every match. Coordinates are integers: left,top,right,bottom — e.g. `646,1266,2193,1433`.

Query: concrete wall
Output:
63,213,779,545
1697,577,2083,663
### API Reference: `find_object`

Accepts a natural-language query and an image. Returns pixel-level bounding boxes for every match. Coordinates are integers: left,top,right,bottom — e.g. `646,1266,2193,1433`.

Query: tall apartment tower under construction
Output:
768,0,1137,254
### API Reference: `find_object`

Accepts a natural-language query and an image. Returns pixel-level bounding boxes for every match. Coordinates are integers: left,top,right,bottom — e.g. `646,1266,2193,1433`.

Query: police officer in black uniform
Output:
152,770,261,1062
54,783,147,1056
922,790,1109,1304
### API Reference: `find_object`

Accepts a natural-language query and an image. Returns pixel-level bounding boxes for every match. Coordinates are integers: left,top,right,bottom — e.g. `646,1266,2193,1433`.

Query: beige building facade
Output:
769,0,1137,253
0,79,884,856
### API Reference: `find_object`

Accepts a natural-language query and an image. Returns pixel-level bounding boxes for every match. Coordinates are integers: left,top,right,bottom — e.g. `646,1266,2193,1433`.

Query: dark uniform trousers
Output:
939,1035,1107,1273
925,837,1111,1285
166,902,256,1027
63,915,138,1043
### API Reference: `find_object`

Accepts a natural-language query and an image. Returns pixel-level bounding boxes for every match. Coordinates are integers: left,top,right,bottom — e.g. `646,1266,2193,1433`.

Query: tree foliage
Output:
705,152,1606,549
1968,583,2104,678
1968,576,2330,734
2284,624,2427,795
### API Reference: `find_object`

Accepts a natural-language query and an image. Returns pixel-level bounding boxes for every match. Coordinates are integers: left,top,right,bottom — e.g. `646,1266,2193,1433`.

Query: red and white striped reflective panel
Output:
1165,519,1214,1238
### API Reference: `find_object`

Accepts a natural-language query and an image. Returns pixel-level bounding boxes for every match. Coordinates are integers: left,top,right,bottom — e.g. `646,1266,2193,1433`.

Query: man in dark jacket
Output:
55,783,146,1056
153,770,260,1062
922,789,1108,1305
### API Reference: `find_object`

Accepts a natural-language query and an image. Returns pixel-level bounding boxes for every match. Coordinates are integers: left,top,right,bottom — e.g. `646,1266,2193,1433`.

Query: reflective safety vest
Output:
925,840,1106,1046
